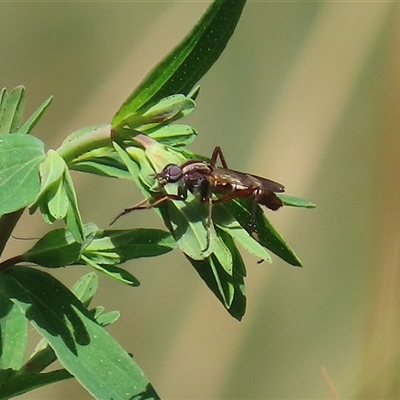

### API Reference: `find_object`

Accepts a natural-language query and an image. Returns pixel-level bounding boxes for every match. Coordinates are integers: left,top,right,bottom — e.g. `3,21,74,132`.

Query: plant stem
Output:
0,254,24,271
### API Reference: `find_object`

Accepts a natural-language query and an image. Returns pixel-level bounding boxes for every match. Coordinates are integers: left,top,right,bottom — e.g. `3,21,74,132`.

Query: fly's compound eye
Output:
162,164,182,183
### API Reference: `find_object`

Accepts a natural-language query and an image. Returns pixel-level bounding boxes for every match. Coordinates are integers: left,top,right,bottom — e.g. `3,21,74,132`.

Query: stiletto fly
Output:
111,146,285,248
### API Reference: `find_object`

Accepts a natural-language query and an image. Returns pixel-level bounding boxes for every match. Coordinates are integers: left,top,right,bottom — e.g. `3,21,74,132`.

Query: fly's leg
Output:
204,186,214,252
212,187,261,240
211,187,256,204
210,147,260,245
210,146,229,168
249,198,259,241
110,193,186,225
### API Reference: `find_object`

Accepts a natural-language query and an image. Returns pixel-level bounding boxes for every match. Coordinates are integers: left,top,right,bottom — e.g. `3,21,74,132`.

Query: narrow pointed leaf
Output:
112,0,246,128
0,88,7,111
0,86,25,134
187,250,246,320
18,96,53,135
63,168,84,242
81,255,141,286
278,194,316,208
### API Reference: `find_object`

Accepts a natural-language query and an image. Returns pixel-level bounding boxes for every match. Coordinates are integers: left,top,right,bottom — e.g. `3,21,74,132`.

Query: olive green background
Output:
1,1,398,399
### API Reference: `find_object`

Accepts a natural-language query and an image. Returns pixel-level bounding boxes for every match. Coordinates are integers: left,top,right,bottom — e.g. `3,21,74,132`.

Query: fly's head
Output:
154,163,183,190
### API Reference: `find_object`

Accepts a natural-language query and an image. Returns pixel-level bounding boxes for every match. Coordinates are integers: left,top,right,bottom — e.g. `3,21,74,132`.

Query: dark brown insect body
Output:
112,146,285,246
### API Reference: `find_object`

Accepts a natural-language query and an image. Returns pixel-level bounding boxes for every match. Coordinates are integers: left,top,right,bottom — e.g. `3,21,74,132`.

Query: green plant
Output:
0,1,314,398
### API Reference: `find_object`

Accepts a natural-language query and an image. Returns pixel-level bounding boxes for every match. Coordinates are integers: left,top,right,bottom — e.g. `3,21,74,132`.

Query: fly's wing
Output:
246,172,285,193
211,168,285,193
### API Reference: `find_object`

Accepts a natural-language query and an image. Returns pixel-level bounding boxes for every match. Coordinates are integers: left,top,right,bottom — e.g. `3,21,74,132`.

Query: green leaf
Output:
147,124,198,147
88,305,120,326
112,0,246,128
81,228,177,286
0,86,25,134
218,228,247,319
116,94,196,131
18,96,53,135
71,272,98,307
278,193,316,208
23,223,97,268
213,203,272,262
213,232,233,276
81,255,141,286
113,142,144,187
158,197,216,260
63,168,85,243
0,133,45,216
0,267,160,400
225,199,302,267
0,89,7,111
32,148,86,240
20,273,100,379
187,237,246,321
216,218,272,263
140,94,194,123
0,295,28,370
47,180,69,220
95,310,120,327
28,150,96,243
37,150,66,196
71,151,131,180
188,255,232,308
83,228,177,265
32,150,70,221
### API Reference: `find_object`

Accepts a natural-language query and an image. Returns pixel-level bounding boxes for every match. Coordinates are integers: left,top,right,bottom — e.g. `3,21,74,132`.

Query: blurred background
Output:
1,1,398,399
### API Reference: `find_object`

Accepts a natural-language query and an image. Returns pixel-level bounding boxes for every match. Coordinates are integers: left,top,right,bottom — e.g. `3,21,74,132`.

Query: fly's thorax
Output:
180,160,212,191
